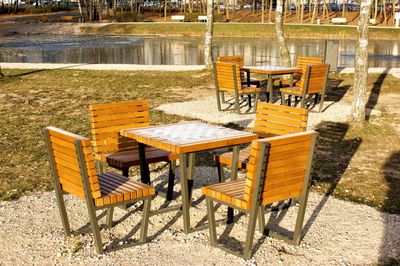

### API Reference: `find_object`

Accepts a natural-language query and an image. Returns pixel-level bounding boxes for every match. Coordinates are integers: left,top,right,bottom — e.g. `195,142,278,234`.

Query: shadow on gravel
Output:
301,121,362,239
379,151,400,265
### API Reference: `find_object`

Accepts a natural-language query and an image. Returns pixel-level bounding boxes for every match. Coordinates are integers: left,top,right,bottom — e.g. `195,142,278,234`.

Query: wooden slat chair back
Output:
280,56,324,87
214,103,309,180
280,64,330,112
43,126,154,254
214,61,261,114
89,100,177,200
89,100,150,160
203,131,318,258
217,55,263,88
296,56,324,68
253,102,309,137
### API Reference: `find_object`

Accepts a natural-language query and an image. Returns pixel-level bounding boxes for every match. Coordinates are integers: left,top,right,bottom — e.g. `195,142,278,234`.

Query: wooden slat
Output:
89,100,148,111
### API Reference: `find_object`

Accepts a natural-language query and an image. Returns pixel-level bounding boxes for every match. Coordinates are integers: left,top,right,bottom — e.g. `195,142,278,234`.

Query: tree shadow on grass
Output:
366,72,387,121
379,151,400,265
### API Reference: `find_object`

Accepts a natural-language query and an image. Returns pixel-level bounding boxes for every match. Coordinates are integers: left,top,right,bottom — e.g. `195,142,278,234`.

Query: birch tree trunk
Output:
311,0,318,23
204,0,214,69
374,0,377,20
351,0,372,123
300,0,304,23
262,0,264,23
268,0,273,22
275,0,291,67
164,0,167,20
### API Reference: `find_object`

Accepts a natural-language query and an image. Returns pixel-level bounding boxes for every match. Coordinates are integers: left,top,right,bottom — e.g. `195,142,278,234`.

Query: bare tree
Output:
204,0,214,69
275,0,291,67
351,0,372,123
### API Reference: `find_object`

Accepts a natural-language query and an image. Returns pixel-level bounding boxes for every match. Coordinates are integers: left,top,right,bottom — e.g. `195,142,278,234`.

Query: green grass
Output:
0,69,399,215
79,23,400,39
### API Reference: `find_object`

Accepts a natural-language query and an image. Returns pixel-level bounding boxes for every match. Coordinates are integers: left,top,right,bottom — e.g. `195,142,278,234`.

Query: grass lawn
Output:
79,23,400,40
0,69,399,214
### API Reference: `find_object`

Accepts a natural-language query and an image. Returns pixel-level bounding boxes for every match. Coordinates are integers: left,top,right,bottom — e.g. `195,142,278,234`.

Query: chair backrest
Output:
217,55,244,67
297,64,330,94
242,131,318,208
43,126,101,200
217,55,246,81
296,56,324,68
89,100,150,158
214,61,242,93
253,103,308,137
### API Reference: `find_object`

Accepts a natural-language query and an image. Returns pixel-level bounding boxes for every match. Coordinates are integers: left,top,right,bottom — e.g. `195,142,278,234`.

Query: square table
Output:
120,121,257,234
242,65,301,103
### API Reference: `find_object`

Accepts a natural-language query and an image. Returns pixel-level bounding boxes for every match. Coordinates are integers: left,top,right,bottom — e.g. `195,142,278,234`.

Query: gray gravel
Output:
156,97,382,129
0,166,399,265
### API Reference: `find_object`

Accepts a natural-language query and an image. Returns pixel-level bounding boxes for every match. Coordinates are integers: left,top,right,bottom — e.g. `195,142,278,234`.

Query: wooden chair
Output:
203,131,319,259
280,64,330,113
89,100,178,200
280,56,324,87
217,55,263,87
214,61,261,114
214,102,309,182
43,126,154,254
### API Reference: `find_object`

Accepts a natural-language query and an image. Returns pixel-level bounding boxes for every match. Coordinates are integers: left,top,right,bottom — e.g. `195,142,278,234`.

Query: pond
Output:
0,34,399,67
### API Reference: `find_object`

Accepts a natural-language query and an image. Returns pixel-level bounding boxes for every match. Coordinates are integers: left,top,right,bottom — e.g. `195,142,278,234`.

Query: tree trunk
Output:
351,0,372,123
268,0,273,22
300,0,304,23
374,0,377,20
224,0,229,19
275,0,291,67
311,0,318,23
164,0,167,20
0,66,4,78
262,0,264,22
77,0,84,16
204,0,214,69
393,0,396,25
383,0,387,25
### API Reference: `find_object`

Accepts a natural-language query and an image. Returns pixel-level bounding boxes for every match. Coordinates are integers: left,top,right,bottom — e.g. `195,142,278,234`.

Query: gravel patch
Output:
0,166,399,265
156,97,382,129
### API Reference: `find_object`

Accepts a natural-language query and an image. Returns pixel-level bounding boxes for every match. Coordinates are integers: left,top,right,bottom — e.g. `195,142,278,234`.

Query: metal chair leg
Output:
235,94,241,114
253,93,259,113
55,192,71,236
122,168,129,177
139,198,151,243
319,92,326,113
106,207,114,228
216,161,225,183
300,97,305,108
243,210,258,259
87,205,103,254
248,94,252,108
206,198,218,244
288,95,292,106
258,206,266,233
281,92,285,105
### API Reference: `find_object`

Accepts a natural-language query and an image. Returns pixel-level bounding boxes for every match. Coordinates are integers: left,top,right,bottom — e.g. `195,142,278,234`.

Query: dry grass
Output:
0,69,399,215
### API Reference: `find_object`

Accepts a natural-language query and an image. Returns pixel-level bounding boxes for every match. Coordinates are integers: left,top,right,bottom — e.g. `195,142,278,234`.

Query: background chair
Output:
280,64,330,112
203,131,319,259
214,102,309,182
43,126,154,254
217,55,264,87
214,61,261,114
280,56,324,87
89,100,178,200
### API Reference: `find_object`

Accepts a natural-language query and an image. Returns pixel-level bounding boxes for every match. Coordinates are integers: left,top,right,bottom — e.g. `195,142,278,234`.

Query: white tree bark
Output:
204,0,214,69
275,0,291,67
351,0,372,123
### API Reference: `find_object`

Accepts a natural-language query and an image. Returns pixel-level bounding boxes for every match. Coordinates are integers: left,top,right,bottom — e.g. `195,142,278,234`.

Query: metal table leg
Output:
227,145,240,224
138,143,150,185
268,74,273,103
179,153,191,234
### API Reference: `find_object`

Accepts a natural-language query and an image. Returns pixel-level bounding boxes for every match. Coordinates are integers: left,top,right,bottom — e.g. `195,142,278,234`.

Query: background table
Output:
121,121,257,233
242,65,301,103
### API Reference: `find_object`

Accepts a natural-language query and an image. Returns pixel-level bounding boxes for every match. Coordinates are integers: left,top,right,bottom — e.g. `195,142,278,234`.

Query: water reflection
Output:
0,35,399,67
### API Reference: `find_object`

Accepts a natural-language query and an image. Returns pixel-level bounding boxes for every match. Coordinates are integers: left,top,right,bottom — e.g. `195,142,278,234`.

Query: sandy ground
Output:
0,166,399,265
